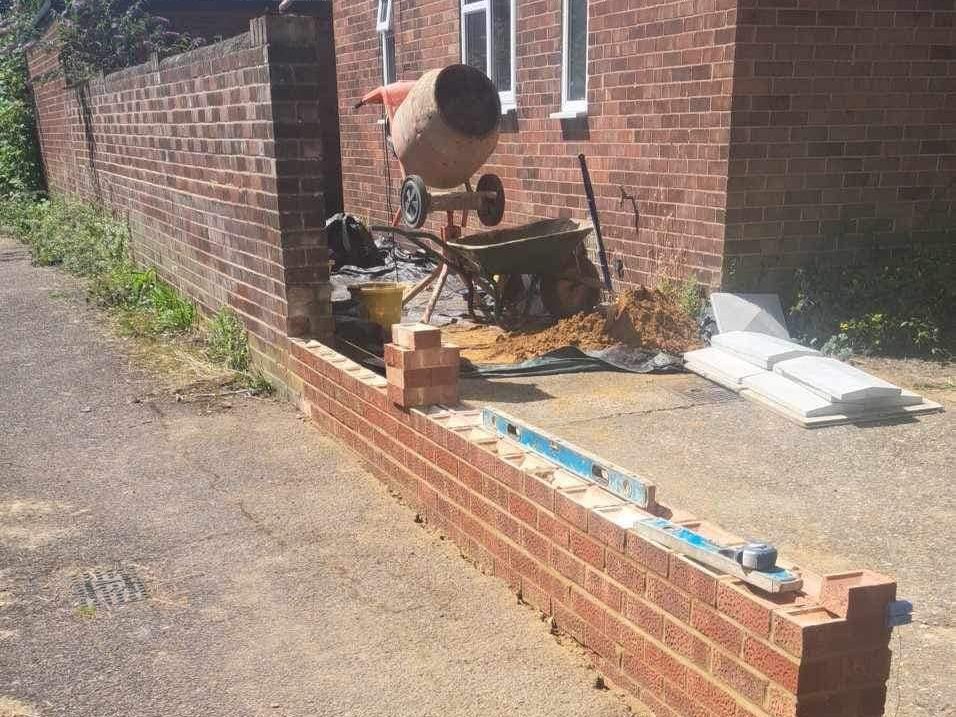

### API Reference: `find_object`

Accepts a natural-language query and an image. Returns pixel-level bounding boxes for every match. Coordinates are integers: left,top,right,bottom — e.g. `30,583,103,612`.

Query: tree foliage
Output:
58,0,206,83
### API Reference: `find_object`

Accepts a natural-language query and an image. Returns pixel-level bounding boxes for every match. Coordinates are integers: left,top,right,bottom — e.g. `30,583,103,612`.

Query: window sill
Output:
549,108,588,119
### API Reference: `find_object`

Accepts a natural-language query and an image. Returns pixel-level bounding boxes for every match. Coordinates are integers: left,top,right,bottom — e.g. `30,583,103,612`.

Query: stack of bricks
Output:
385,323,460,408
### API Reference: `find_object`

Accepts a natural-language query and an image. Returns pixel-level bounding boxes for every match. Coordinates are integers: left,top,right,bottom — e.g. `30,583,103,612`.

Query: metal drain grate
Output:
672,383,739,405
74,567,149,608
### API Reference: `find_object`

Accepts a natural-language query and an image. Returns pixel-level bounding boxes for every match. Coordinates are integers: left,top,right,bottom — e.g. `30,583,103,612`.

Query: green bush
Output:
789,243,956,358
0,54,43,195
58,0,206,83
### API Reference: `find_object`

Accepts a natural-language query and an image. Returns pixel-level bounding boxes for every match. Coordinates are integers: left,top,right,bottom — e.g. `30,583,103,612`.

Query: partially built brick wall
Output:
287,339,898,717
26,12,341,379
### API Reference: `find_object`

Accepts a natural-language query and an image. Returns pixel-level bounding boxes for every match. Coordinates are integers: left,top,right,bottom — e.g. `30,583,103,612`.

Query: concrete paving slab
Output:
684,346,765,386
774,355,902,403
741,371,854,418
709,292,790,339
711,330,819,369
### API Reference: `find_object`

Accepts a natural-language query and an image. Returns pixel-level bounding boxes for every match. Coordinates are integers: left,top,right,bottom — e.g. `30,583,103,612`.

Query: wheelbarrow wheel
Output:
401,175,429,228
476,173,505,227
540,255,602,318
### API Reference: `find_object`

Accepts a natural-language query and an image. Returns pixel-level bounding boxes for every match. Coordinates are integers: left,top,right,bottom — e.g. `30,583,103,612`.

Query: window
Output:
382,31,397,84
461,0,516,110
557,0,588,116
376,0,393,32
376,0,396,85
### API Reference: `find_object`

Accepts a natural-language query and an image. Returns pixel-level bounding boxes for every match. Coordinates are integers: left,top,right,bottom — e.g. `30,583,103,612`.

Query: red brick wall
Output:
288,337,900,717
723,2,956,293
333,0,738,289
27,13,340,378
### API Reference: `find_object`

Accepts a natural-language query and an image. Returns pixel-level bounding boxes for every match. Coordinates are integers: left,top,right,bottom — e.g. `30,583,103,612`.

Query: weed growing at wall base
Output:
0,195,272,391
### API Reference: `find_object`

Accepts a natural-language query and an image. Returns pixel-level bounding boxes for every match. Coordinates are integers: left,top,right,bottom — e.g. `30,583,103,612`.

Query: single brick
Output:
771,607,850,659
584,568,623,612
588,509,627,552
669,553,719,606
716,580,774,638
711,651,769,707
605,551,647,596
570,528,606,569
623,594,664,639
663,617,712,670
391,322,441,349
742,636,800,691
555,491,589,530
570,586,607,632
691,602,745,655
624,532,670,576
646,573,692,622
644,640,687,690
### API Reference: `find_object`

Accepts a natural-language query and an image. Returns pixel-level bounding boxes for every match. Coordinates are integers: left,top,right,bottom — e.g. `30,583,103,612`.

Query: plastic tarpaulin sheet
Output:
460,345,684,378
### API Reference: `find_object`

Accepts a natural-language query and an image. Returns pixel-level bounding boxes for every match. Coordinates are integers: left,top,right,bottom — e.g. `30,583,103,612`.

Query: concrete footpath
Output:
0,236,636,717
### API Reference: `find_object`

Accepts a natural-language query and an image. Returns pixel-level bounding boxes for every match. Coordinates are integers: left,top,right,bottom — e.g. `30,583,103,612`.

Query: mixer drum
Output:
391,65,501,189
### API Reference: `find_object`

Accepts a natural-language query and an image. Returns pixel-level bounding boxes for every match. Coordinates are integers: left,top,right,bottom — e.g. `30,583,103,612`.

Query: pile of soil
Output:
444,287,701,364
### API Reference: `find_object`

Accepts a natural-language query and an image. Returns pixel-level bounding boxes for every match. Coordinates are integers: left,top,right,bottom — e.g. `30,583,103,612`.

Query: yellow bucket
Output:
353,282,405,332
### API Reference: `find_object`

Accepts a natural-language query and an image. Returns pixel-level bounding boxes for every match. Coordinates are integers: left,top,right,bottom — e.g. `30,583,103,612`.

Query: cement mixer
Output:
357,65,602,323
355,64,506,231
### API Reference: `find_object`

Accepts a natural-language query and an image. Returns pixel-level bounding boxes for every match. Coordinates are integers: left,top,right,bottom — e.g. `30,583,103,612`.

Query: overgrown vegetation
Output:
0,53,42,194
57,0,206,83
0,195,272,391
789,243,955,359
658,275,704,320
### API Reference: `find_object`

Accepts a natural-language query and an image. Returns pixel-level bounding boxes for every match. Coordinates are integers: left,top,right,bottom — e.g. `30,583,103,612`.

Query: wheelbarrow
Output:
373,218,602,324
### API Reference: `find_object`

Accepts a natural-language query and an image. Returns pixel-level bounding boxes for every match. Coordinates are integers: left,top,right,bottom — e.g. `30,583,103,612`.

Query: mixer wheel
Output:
540,252,602,318
476,173,505,226
401,175,429,228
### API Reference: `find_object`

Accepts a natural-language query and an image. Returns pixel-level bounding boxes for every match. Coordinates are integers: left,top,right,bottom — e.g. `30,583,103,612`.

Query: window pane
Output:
492,0,512,92
383,32,396,84
567,0,587,101
378,0,389,25
464,11,488,74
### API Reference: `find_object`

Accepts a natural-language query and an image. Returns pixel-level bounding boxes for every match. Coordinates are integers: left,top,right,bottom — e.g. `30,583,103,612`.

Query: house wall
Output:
722,2,956,293
333,0,739,289
26,13,340,381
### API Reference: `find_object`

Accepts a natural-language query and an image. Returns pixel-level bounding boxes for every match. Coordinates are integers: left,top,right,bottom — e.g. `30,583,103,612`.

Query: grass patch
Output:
0,195,272,392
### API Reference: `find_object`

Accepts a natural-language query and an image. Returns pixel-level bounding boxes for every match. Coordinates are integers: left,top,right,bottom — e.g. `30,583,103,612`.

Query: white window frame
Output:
381,31,396,85
461,0,517,112
554,0,588,118
376,0,393,32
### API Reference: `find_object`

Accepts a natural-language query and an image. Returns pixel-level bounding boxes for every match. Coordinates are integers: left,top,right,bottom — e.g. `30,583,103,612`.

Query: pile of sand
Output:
444,287,701,364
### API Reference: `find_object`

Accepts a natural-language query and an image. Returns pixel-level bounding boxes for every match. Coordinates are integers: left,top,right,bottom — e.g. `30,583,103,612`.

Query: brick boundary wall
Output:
26,12,341,382
285,339,898,717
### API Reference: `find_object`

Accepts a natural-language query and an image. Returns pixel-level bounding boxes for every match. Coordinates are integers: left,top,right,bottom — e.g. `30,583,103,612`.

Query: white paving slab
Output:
773,356,901,403
710,331,819,369
742,372,857,418
710,292,790,339
684,347,765,386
